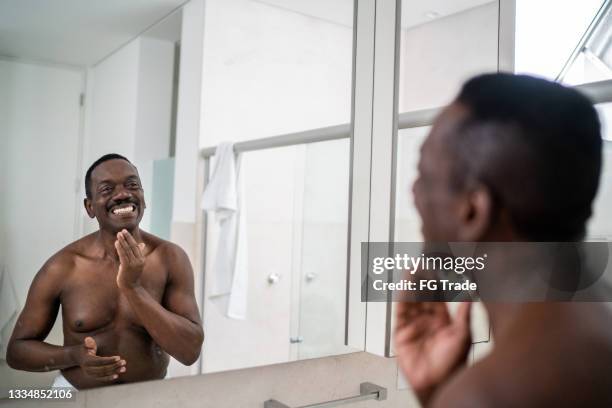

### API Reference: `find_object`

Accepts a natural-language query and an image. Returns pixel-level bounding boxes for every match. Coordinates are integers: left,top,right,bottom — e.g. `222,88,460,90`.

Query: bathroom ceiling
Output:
0,0,494,67
257,0,496,28
0,0,186,67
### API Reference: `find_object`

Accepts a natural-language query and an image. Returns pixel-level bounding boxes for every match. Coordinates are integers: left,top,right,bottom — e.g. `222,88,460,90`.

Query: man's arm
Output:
7,258,72,371
7,257,125,382
116,231,204,365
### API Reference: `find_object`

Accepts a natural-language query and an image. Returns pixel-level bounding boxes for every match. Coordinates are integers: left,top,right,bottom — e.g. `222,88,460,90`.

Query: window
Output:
515,0,611,85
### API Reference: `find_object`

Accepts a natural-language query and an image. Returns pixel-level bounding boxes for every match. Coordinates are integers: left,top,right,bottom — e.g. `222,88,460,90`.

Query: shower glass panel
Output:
201,137,353,373
296,138,351,360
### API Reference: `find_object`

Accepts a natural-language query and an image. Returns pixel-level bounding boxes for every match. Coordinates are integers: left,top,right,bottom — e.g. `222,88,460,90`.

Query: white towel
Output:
0,266,19,359
202,143,248,319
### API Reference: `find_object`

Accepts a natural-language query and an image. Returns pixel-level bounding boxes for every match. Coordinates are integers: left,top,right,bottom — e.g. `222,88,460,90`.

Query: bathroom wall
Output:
0,58,84,395
198,0,353,148
82,36,175,234
398,1,499,112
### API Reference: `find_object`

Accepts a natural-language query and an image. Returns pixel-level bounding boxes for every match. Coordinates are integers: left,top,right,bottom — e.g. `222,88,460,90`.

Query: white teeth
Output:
112,205,135,215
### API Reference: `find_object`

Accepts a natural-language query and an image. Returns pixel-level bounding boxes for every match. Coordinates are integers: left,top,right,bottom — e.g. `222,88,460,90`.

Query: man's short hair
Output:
449,73,602,240
84,153,131,199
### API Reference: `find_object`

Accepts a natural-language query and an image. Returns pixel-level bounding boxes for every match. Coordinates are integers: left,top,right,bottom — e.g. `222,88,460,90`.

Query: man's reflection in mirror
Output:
6,154,204,389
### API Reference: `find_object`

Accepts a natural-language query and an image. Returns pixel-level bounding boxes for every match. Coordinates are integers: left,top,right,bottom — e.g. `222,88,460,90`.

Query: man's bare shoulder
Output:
141,231,191,267
432,322,612,407
34,234,97,285
429,354,499,408
51,232,100,262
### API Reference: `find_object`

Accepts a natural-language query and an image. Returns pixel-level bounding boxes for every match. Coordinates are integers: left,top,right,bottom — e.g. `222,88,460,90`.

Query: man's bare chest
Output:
60,258,167,334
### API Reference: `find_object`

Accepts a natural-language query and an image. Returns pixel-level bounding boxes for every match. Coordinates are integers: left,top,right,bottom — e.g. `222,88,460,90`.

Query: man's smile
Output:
109,203,138,217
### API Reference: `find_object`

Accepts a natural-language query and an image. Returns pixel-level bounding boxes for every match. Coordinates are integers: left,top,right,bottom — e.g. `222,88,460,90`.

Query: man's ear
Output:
84,197,95,218
457,185,493,241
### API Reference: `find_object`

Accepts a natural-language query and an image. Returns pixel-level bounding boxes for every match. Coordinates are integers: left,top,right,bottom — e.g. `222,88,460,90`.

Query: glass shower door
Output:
293,138,355,360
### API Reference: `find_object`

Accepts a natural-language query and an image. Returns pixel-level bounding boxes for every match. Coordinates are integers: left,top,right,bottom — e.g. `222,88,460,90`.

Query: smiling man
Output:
7,154,204,389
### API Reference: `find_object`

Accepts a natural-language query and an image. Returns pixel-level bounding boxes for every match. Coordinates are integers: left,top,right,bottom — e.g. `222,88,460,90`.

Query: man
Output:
395,74,612,406
7,154,204,389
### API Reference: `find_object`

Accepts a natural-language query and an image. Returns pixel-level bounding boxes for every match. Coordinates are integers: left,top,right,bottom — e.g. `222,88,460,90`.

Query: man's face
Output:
85,159,145,233
413,103,469,242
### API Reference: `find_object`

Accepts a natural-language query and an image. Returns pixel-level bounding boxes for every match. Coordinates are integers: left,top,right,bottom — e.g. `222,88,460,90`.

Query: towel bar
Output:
264,382,387,408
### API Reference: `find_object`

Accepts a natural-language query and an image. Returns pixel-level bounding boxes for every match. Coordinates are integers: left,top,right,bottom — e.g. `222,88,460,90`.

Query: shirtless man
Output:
395,74,612,407
7,154,204,389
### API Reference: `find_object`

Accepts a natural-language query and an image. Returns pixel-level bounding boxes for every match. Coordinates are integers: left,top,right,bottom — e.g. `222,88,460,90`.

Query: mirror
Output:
196,0,357,373
0,0,361,394
9,0,599,395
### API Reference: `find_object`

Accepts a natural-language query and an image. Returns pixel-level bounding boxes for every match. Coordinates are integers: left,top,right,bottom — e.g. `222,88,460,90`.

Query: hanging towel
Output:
0,265,19,359
202,142,249,319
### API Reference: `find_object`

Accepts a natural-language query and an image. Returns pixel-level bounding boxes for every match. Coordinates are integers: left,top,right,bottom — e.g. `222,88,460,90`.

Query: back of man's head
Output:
449,73,601,241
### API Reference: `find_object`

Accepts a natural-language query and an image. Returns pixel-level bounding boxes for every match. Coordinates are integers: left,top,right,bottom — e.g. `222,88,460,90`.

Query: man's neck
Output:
485,302,595,342
484,303,526,338
474,242,562,339
94,227,142,260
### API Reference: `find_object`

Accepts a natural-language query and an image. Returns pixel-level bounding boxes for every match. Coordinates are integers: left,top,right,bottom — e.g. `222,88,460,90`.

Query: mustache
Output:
106,198,139,211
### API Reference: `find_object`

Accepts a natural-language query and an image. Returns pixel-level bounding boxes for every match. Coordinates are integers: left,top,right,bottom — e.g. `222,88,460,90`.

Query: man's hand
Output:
394,302,472,405
71,337,126,382
115,230,146,290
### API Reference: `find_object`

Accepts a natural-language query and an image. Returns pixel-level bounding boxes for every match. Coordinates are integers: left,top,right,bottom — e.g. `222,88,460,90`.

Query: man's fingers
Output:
396,302,448,326
115,238,133,265
429,302,451,324
87,366,126,377
397,301,423,318
114,240,127,262
117,233,137,263
396,302,425,331
95,373,120,382
83,355,121,367
84,336,97,355
122,231,142,257
85,359,126,377
395,316,429,345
